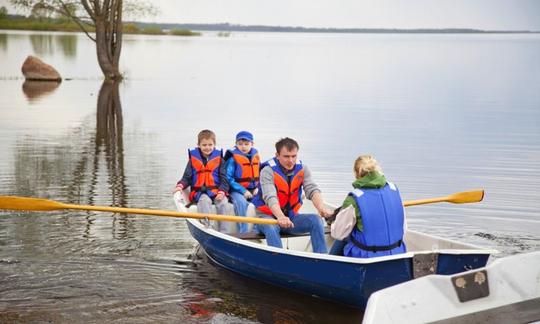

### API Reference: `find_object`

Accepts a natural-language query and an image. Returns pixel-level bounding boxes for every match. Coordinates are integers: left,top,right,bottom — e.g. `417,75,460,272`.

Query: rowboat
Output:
173,192,496,309
362,251,540,323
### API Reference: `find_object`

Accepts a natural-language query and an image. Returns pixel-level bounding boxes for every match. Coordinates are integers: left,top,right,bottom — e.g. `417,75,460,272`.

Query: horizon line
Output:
134,21,539,33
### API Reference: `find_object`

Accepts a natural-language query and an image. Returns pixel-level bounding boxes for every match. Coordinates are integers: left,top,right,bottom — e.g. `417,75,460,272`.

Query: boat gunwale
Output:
186,218,496,265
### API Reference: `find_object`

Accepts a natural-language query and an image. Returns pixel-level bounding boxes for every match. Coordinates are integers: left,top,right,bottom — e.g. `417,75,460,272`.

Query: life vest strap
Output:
237,177,260,182
192,185,219,192
350,235,403,252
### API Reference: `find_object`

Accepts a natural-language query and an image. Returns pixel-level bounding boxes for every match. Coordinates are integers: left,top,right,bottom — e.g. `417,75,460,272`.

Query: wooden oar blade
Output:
448,190,484,204
0,196,65,211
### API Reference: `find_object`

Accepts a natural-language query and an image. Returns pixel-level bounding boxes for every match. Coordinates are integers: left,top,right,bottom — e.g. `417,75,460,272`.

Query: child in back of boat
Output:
224,131,261,233
173,129,230,232
329,155,406,258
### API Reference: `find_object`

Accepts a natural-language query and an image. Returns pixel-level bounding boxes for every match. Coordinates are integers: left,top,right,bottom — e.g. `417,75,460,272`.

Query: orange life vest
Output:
189,148,222,202
227,147,260,190
252,158,304,218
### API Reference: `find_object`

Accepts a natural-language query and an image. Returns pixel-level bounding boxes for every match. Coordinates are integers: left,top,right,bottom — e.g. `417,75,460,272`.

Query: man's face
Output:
198,138,215,157
276,147,298,171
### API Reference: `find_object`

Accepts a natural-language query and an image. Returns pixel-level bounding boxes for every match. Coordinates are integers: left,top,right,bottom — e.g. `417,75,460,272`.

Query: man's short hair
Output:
275,137,299,153
197,129,216,144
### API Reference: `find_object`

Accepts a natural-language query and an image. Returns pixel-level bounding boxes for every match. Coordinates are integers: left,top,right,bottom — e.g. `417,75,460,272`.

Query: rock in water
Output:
21,55,62,82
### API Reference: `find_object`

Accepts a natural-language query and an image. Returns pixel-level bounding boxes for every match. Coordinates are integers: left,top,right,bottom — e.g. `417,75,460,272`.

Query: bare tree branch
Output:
80,0,95,20
57,0,95,41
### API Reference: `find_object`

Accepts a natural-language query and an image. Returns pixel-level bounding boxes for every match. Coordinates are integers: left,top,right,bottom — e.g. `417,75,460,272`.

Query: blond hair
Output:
197,129,216,144
353,155,382,179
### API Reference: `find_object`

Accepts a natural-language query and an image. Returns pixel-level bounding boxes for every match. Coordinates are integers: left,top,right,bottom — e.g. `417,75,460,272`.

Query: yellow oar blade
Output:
0,195,278,225
0,196,67,211
403,190,484,207
447,190,484,204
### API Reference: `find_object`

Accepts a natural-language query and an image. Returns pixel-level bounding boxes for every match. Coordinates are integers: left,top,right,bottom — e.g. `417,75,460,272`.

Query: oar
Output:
0,190,484,224
0,195,278,225
403,190,484,207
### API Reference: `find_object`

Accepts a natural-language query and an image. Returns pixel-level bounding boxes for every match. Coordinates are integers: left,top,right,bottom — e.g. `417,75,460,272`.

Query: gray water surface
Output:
1,30,539,323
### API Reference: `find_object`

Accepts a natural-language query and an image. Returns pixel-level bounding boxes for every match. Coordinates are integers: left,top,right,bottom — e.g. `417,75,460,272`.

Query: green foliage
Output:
123,23,140,34
0,16,88,32
217,31,231,37
140,26,163,35
0,16,201,39
169,28,201,36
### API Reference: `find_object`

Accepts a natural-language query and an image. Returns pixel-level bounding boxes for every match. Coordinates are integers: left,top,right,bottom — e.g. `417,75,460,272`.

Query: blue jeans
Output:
329,239,347,256
256,213,328,254
230,191,249,233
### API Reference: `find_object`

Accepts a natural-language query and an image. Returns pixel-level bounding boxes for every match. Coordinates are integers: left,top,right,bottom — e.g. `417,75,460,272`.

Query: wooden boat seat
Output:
229,227,331,240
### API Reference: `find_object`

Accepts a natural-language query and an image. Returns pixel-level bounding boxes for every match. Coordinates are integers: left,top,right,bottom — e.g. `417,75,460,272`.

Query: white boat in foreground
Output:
362,251,540,323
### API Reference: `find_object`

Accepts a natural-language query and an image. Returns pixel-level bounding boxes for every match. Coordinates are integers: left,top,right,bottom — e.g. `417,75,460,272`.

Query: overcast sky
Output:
2,0,540,31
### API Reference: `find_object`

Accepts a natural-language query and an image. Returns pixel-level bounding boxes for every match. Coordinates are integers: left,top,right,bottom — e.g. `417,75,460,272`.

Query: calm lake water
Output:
1,30,539,323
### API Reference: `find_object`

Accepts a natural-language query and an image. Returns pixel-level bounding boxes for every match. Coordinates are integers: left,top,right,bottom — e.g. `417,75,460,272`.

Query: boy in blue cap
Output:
224,131,261,233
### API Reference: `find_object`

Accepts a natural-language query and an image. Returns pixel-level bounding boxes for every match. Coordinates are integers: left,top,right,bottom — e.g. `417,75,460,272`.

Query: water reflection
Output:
181,257,364,323
13,80,130,239
93,80,130,239
0,33,6,50
29,33,77,58
30,34,54,55
22,80,60,102
56,34,77,57
94,81,127,204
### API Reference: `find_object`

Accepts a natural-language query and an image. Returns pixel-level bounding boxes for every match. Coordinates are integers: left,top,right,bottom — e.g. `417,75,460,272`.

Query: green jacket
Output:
340,172,387,232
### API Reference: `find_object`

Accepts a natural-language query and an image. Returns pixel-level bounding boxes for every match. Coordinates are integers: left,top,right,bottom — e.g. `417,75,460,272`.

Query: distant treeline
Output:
132,22,538,34
0,14,82,32
0,14,201,36
1,14,537,35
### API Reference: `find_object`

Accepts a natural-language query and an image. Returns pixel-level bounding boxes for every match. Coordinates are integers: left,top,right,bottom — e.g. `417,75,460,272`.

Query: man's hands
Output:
276,215,294,228
270,204,294,228
317,207,333,218
311,191,333,218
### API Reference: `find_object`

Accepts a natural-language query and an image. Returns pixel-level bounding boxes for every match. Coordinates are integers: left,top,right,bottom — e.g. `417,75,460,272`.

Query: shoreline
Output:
0,17,201,36
1,16,538,35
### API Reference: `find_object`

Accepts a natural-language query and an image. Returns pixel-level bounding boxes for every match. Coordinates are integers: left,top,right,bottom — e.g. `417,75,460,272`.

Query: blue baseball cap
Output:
236,131,253,142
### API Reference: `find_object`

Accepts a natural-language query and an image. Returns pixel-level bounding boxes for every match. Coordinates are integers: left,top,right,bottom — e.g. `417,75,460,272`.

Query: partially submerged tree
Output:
11,0,157,80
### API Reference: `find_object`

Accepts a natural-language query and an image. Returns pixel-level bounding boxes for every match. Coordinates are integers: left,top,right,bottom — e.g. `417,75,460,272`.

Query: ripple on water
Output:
0,257,212,323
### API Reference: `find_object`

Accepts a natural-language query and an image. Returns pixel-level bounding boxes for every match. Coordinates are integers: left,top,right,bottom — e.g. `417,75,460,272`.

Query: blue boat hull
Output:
186,219,490,309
